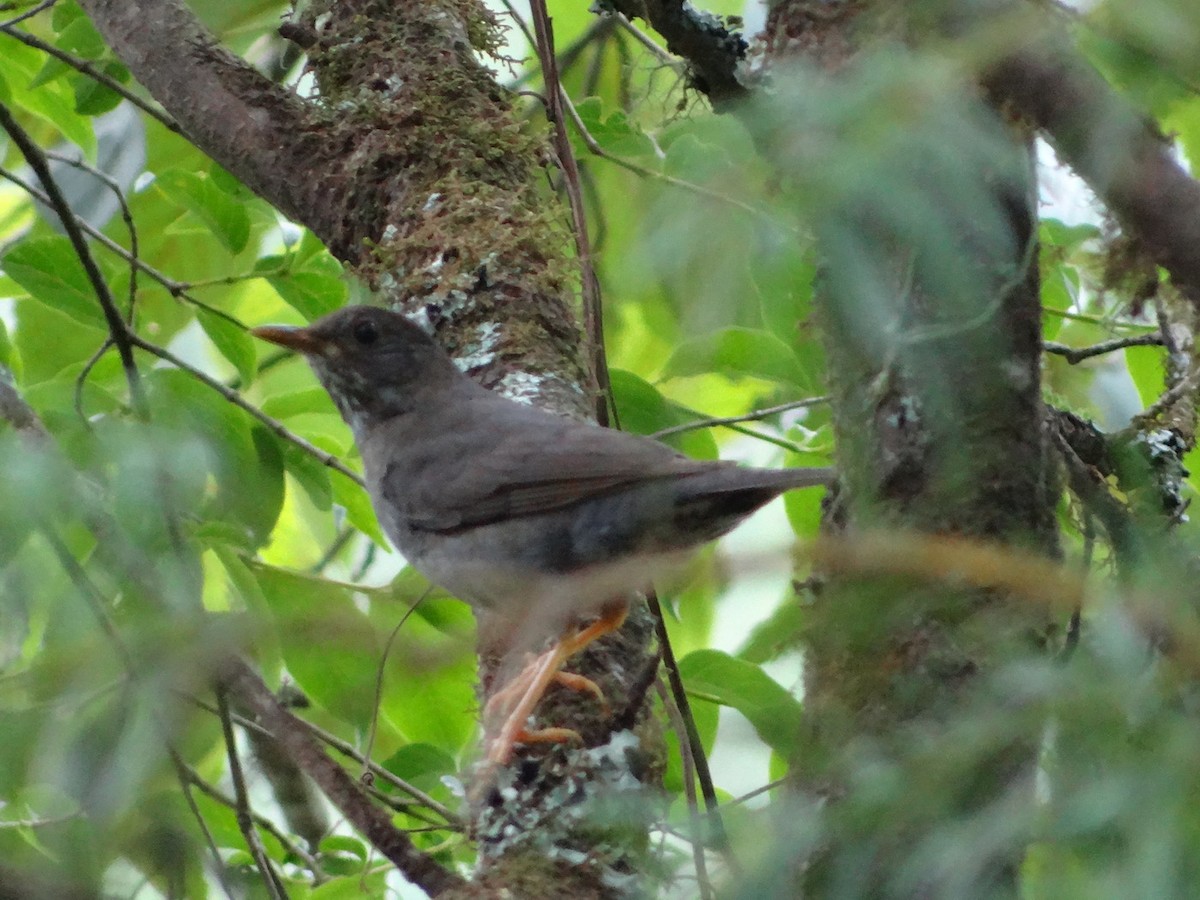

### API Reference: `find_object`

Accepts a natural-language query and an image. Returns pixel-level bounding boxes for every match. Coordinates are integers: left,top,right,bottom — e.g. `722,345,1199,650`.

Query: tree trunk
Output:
758,2,1060,894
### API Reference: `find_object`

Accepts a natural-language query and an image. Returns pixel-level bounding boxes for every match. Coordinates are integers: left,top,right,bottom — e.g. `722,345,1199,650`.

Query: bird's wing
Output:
386,407,716,532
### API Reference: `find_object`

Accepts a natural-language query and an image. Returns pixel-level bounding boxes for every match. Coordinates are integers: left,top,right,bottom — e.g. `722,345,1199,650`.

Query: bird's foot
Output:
482,603,629,766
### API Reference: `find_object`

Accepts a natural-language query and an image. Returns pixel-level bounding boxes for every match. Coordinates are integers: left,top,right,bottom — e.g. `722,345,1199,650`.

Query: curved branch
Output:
979,28,1200,305
609,0,748,108
77,0,326,229
0,101,147,418
217,656,465,898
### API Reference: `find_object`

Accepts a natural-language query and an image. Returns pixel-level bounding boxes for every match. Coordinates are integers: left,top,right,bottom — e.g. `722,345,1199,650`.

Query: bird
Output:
252,305,834,764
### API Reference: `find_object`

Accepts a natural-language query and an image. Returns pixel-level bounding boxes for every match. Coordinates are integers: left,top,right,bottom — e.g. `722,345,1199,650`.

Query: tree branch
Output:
979,21,1200,305
216,657,465,897
0,101,147,418
77,0,325,228
608,0,749,108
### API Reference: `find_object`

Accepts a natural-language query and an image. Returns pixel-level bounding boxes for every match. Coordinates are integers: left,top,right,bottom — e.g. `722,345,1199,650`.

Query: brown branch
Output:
0,101,148,419
216,687,288,900
979,24,1200,305
77,0,324,228
1043,333,1166,364
216,657,465,897
527,1,612,426
0,367,48,441
608,0,749,108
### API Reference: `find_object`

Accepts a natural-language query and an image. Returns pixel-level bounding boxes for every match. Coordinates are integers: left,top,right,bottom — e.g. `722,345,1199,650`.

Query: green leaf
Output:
156,170,250,254
330,468,385,546
253,563,380,728
379,743,457,795
283,444,334,512
196,307,256,387
0,317,17,375
55,15,107,58
570,97,657,160
72,62,129,117
378,640,476,751
2,236,108,328
679,648,803,759
1125,344,1166,408
609,368,717,459
8,70,96,157
144,370,283,548
266,270,347,320
261,387,339,420
664,327,814,389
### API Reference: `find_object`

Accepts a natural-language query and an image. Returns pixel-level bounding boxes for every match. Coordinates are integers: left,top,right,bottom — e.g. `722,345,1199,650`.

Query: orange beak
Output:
250,324,326,355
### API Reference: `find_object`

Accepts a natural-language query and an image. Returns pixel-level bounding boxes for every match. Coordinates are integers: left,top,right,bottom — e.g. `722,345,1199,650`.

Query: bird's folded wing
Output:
390,421,714,532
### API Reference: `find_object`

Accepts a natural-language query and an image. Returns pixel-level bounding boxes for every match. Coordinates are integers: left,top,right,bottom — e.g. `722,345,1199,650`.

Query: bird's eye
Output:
352,319,379,345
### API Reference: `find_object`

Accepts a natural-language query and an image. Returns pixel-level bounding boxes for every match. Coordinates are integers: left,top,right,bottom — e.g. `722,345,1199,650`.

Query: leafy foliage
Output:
1,0,1199,897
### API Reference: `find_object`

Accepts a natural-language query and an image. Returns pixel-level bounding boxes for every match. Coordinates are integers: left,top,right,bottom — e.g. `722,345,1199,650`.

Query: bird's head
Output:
251,305,460,432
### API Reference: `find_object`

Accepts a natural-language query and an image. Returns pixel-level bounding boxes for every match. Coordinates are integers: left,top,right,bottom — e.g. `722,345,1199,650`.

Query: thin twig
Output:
651,395,830,440
558,86,774,222
0,0,56,28
0,811,82,828
0,22,181,132
181,691,461,828
611,11,680,66
727,777,787,807
46,150,141,323
0,101,148,418
656,679,714,900
362,588,432,781
646,591,732,861
1043,333,1165,365
125,333,365,487
216,657,465,896
309,525,355,574
217,687,288,900
166,749,238,900
527,0,614,427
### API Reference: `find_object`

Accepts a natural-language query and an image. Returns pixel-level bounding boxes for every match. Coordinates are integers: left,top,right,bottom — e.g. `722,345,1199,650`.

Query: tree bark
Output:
759,1,1058,893
79,1,660,894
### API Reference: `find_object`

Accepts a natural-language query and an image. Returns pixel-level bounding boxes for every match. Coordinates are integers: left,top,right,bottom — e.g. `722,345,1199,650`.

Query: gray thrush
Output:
252,305,833,762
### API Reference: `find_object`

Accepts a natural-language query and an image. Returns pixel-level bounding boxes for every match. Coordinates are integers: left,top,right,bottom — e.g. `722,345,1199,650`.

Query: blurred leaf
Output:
283,444,334,512
261,387,339,420
195,307,256,387
664,327,813,389
330,468,385,546
2,237,108,329
379,743,457,796
156,170,250,254
609,368,717,459
144,370,283,547
265,269,347,321
679,649,803,759
738,600,805,665
253,563,380,728
71,62,129,117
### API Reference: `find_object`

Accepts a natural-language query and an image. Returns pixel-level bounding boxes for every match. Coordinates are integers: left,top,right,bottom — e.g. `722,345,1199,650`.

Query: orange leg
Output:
485,602,629,765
